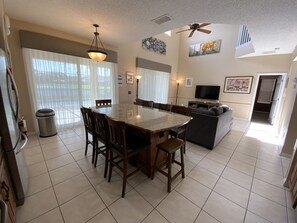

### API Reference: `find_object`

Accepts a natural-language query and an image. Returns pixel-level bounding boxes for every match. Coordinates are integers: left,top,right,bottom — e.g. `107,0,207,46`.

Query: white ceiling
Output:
4,0,297,56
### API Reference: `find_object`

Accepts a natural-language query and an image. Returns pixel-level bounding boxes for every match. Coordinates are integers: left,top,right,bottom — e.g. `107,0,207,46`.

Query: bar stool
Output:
151,123,188,192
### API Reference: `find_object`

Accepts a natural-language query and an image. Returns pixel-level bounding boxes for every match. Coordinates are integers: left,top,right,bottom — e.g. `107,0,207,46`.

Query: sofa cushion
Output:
221,105,230,112
192,108,215,116
210,106,224,116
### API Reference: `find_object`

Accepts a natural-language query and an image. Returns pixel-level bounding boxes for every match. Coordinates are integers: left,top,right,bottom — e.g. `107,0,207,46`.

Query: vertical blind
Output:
23,48,118,130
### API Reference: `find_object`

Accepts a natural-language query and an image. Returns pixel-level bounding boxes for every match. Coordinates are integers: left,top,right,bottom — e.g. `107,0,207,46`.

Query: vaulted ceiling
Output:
4,0,297,56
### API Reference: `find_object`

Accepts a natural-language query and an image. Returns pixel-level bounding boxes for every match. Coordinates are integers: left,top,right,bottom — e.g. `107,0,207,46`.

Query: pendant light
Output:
87,24,107,62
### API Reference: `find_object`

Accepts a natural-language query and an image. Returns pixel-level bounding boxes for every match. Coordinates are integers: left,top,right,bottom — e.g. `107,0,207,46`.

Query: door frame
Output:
249,72,287,126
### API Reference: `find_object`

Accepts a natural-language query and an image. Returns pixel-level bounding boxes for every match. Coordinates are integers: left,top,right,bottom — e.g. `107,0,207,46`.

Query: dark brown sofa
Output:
186,107,233,149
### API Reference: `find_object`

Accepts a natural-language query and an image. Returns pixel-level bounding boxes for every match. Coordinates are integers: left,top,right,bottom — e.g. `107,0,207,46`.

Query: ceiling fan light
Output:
88,50,107,62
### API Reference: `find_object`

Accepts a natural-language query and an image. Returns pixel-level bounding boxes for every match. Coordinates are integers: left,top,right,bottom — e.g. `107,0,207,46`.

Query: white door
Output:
269,75,285,125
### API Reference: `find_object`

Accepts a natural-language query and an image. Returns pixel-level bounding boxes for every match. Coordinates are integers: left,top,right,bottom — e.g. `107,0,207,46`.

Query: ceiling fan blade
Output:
198,29,211,34
176,29,191,33
188,30,195,38
199,23,211,28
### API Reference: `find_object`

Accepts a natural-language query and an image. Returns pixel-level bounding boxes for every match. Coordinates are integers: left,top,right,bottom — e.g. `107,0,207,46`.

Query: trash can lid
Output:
36,108,55,117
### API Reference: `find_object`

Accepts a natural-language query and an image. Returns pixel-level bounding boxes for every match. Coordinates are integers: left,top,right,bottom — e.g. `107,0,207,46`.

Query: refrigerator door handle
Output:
6,69,20,121
0,199,7,223
16,133,28,155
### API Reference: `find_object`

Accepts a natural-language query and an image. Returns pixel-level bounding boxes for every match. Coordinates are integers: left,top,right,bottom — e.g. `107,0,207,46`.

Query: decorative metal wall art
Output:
142,37,166,55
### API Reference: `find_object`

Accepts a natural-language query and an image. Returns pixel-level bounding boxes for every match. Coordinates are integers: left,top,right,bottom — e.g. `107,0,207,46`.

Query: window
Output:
137,67,169,103
23,48,118,129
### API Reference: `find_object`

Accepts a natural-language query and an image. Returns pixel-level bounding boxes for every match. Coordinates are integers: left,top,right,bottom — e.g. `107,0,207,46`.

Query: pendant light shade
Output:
87,24,107,62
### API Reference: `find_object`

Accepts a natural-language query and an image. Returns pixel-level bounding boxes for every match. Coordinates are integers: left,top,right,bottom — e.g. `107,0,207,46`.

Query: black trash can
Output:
36,109,57,137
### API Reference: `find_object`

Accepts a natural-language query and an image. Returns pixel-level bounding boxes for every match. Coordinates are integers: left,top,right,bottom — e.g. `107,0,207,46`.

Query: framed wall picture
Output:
126,72,134,84
185,78,193,87
224,76,253,94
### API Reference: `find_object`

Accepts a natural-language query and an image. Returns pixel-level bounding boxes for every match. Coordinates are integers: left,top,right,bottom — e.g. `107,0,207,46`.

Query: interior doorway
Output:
251,73,286,125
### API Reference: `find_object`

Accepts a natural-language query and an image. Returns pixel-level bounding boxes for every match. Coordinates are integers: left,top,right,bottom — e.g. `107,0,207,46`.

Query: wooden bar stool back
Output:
106,117,150,197
80,107,95,161
92,112,109,178
170,105,192,153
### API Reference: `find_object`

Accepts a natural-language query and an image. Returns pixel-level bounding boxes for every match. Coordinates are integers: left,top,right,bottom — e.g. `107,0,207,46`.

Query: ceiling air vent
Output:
152,14,171,25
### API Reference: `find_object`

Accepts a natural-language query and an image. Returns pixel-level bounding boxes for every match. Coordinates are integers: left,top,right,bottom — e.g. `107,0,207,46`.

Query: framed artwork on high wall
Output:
224,76,253,94
126,72,134,84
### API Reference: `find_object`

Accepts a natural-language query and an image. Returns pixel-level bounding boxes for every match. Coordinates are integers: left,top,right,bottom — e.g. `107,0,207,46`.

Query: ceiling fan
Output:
176,23,211,38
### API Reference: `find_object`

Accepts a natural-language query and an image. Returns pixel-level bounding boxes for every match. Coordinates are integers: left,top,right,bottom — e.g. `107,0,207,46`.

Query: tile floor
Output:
16,118,296,223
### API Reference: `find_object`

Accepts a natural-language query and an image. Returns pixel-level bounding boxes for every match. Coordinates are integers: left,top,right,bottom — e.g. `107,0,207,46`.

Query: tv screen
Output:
195,85,220,100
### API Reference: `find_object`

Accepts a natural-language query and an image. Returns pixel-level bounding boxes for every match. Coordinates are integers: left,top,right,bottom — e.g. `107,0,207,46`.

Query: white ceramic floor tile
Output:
43,147,69,160
24,145,43,157
189,166,219,189
87,209,117,223
109,189,153,223
232,151,257,166
66,141,86,152
16,188,58,223
28,208,64,223
135,177,168,207
71,148,90,161
46,153,75,171
236,143,259,157
54,173,92,205
94,174,133,206
142,210,169,223
183,149,204,164
206,151,230,165
26,173,52,196
256,159,283,176
24,153,45,166
175,177,211,208
157,190,200,223
254,168,284,188
198,158,225,175
252,178,286,206
49,162,82,185
127,171,149,188
248,192,287,223
76,155,99,172
203,192,246,223
39,136,61,145
214,178,250,208
228,159,255,176
212,145,234,157
62,136,84,145
41,140,64,151
27,161,48,178
84,164,108,186
244,211,270,223
60,188,105,223
221,167,253,190
195,211,220,223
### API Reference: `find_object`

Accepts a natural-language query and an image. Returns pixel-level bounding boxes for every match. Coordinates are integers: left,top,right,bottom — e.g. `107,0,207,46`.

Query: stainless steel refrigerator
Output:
0,16,28,206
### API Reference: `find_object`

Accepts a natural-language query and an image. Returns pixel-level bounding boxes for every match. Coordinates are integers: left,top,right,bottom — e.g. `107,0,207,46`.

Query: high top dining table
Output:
91,104,192,177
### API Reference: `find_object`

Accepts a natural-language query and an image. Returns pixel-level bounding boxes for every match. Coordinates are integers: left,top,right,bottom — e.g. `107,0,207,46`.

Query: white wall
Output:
117,32,180,104
176,24,291,119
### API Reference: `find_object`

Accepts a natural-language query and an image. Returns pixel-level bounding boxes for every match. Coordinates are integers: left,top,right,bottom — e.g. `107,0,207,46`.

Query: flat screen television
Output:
195,85,220,100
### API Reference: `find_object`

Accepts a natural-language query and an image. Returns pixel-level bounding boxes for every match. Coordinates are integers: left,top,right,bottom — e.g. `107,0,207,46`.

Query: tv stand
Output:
188,100,220,109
